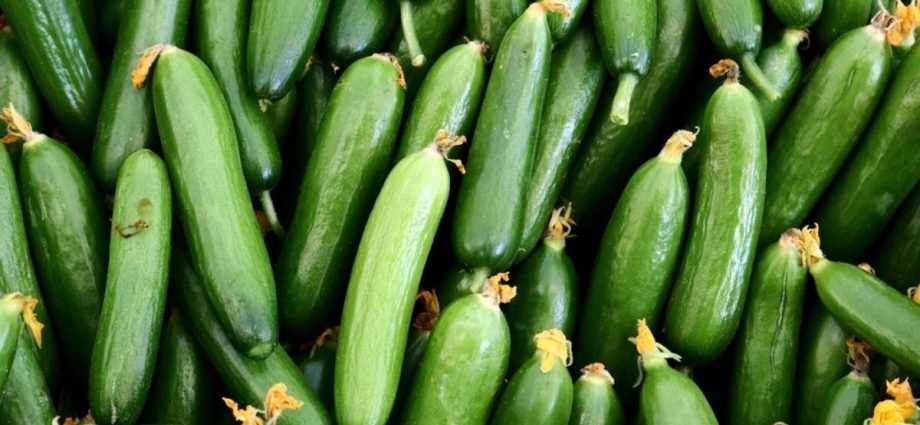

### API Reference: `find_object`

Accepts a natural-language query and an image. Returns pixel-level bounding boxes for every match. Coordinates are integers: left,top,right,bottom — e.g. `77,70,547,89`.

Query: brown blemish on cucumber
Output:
131,44,175,89
412,290,440,331
431,129,467,174
114,219,149,239
1,104,37,143
709,59,741,84
845,336,874,376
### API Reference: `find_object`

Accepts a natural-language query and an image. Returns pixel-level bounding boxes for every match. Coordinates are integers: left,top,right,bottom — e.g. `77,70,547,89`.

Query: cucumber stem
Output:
740,53,781,101
610,73,638,125
399,1,426,67
259,191,285,239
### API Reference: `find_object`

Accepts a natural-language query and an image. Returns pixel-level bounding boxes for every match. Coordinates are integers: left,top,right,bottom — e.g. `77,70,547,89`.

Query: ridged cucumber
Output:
0,25,42,142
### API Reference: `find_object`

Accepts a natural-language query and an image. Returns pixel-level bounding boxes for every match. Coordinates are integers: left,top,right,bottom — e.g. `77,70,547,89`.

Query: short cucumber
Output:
813,0,874,48
264,88,298,145
815,339,876,425
275,54,405,339
434,265,492,307
321,0,397,66
0,294,40,392
872,185,920,292
335,141,452,425
548,0,588,41
0,26,42,141
490,329,574,425
389,0,465,87
569,363,626,425
793,301,851,425
395,291,439,407
767,0,824,28
0,331,55,425
247,0,329,100
89,149,172,425
663,61,766,366
466,0,527,60
594,0,656,124
294,327,338,412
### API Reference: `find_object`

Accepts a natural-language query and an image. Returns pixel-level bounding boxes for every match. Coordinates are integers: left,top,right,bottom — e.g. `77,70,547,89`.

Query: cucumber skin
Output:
793,302,850,425
452,5,553,271
466,0,527,60
294,343,336,412
760,26,891,248
247,0,329,100
815,373,876,425
813,0,873,48
0,332,55,425
548,0,588,41
389,0,465,88
0,29,43,135
593,0,656,76
90,0,192,191
570,374,626,425
434,265,492,307
152,48,278,358
335,148,449,425
490,353,574,425
89,150,172,425
395,328,429,407
0,301,22,392
812,42,920,262
195,0,281,192
638,361,718,425
696,0,763,57
275,55,405,339
767,0,823,28
872,185,920,291
516,26,605,262
400,295,510,424
663,81,766,367
265,88,298,144
321,0,397,66
0,0,103,145
728,239,808,425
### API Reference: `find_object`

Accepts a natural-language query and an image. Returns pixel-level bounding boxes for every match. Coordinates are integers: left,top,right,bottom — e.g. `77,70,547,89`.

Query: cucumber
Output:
467,0,527,60
872,185,920,292
663,60,766,366
99,0,126,41
171,240,332,425
139,311,214,425
815,340,876,425
728,229,808,425
560,0,699,230
394,41,487,162
388,0,465,88
400,279,513,424
0,331,55,425
0,26,42,145
0,294,41,392
767,0,823,28
265,88,298,145
548,0,588,41
89,149,172,425
247,0,329,100
322,0,397,66
813,0,874,48
594,0,656,124
452,2,559,271
144,46,278,359
793,301,851,425
569,363,626,425
811,37,920,263
515,26,605,262
395,290,439,406
90,0,192,191
275,54,405,338
505,206,577,373
870,288,920,400
434,265,492,307
0,0,103,145
490,329,574,425
295,327,338,412
760,23,893,248
335,140,452,425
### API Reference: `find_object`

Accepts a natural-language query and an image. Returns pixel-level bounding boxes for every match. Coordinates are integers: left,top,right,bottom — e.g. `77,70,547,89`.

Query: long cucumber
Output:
594,0,656,124
813,0,874,48
569,364,626,425
793,301,851,425
872,185,920,291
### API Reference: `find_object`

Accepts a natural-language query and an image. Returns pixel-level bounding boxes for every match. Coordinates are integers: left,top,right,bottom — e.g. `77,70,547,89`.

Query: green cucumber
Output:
100,0,126,41
452,2,558,271
870,286,920,398
466,0,527,60
728,230,808,425
434,265,492,307
395,290,439,406
0,294,39,392
663,61,767,366
322,0,397,66
388,0,465,88
813,0,874,48
0,26,42,146
275,54,405,338
335,141,452,425
139,311,214,425
569,363,626,425
814,339,877,425
400,281,512,424
594,0,656,124
89,149,171,425
265,88,298,145
171,241,332,425
767,0,823,28
515,26,605,262
560,0,699,230
491,329,574,425
548,0,587,41
90,0,192,191
247,0,329,100
0,0,103,145
0,331,55,425
793,301,850,425
575,131,693,404
872,185,920,292
760,22,893,249
295,327,338,412
146,46,278,359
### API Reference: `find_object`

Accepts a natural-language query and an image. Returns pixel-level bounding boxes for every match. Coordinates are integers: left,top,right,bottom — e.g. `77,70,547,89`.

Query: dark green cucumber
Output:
0,0,103,145
0,331,55,425
89,149,171,425
575,131,693,404
548,0,588,41
74,0,98,45
793,302,850,425
452,3,556,271
813,0,874,48
295,327,338,411
335,142,451,425
400,284,511,424
663,62,766,367
515,26,605,262
569,363,626,425
491,330,574,425
812,40,920,263
395,290,439,406
466,0,527,60
171,242,332,425
872,185,920,291
265,88,298,145
394,41,486,161
593,0,656,124
816,371,876,425
99,0,126,41
560,0,699,230
728,230,808,425
0,26,42,138
434,265,492,307
90,0,192,191
275,54,405,338
760,23,892,249
149,46,278,358
767,0,823,28
388,0,465,87
322,0,397,66
139,311,214,425
247,0,329,99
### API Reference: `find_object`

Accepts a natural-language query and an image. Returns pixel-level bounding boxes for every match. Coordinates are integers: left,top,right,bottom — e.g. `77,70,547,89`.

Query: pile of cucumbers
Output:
1,0,920,423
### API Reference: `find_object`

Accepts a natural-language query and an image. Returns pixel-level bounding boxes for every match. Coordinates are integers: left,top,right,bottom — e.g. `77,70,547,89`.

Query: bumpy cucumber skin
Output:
0,29,43,135
570,374,626,425
265,88,298,145
815,372,876,425
872,185,920,291
594,0,656,77
389,0,465,88
400,295,510,424
793,302,850,425
275,55,404,339
434,265,492,307
516,27,605,262
813,0,873,48
663,80,766,367
335,148,449,425
638,360,718,425
466,0,527,60
322,0,397,66
295,343,336,411
548,0,588,41
761,26,891,248
491,353,574,425
0,332,55,425
767,0,823,28
91,0,192,191
453,5,552,272
152,48,278,358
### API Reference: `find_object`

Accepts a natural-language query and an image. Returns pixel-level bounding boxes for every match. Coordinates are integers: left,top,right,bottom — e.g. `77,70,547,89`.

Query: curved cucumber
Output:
793,302,850,425
548,0,588,41
767,0,824,28
434,265,492,307
816,372,876,425
322,0,397,66
295,327,338,412
872,185,920,292
275,54,405,338
466,0,527,60
813,0,874,48
265,88,298,145
570,364,626,425
0,27,42,141
388,0,465,88
0,331,54,425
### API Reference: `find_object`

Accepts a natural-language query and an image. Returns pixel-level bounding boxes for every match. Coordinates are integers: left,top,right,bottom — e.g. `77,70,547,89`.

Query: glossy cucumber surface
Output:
872,185,920,291
813,0,873,48
466,0,527,60
0,28,43,136
322,0,397,66
638,358,719,425
490,350,574,425
815,372,876,425
388,0,465,88
793,302,850,425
